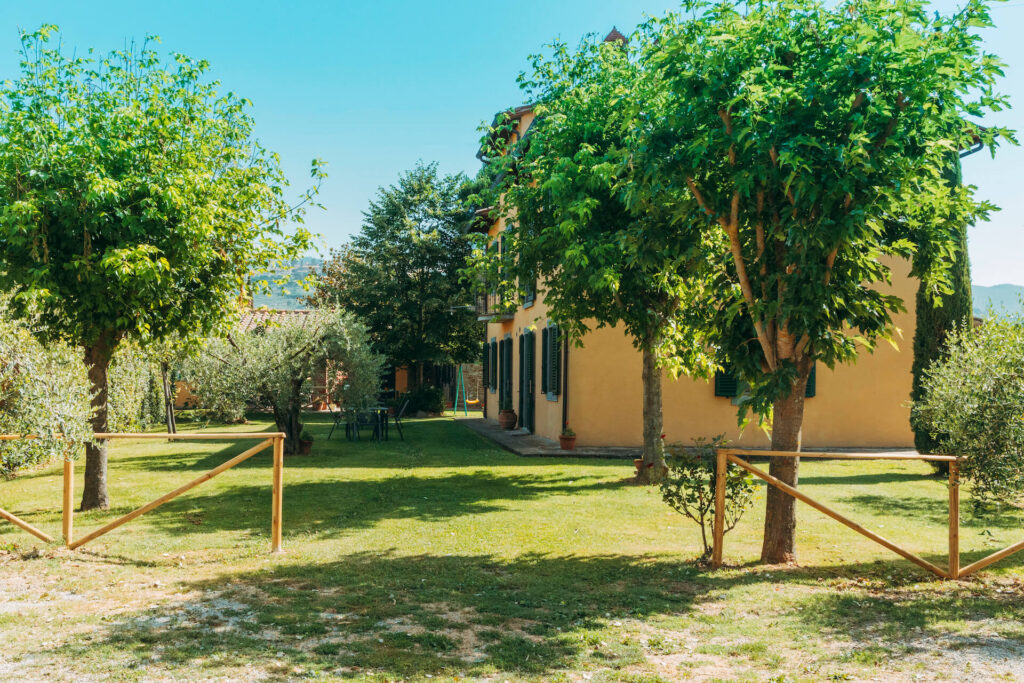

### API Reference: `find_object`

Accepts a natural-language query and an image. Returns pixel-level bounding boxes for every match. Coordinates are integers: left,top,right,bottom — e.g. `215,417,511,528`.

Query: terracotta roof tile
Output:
604,27,627,44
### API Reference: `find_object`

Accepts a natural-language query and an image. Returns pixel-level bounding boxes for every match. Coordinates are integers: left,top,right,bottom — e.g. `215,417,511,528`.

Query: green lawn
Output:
0,415,1022,682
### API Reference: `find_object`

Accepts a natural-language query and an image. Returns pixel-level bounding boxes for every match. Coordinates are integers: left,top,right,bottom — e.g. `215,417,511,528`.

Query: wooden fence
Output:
712,449,1024,579
0,432,286,553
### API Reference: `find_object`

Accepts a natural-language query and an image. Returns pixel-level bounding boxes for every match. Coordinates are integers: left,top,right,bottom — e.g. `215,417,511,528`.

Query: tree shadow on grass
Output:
839,493,1024,530
54,551,1024,680
107,417,635,475
116,471,626,539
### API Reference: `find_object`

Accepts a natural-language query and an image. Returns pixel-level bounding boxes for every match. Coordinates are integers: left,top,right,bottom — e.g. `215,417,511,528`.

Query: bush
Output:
0,305,92,476
108,345,165,432
659,436,756,560
913,314,1024,510
403,384,445,415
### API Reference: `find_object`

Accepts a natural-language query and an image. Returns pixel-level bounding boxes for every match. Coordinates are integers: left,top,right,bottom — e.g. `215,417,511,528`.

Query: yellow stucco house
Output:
473,104,919,451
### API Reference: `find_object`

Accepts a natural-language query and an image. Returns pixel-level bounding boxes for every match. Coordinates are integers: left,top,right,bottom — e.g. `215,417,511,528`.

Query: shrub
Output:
0,304,92,476
659,437,756,560
913,314,1024,510
403,384,445,415
108,345,164,432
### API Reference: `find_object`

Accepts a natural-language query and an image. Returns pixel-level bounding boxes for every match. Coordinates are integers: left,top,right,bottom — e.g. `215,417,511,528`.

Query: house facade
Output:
474,107,919,450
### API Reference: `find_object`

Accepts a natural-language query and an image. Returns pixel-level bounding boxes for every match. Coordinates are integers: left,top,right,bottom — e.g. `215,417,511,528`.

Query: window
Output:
482,342,489,389
714,370,739,398
714,365,817,399
543,324,561,400
540,327,549,394
489,340,498,391
522,276,536,307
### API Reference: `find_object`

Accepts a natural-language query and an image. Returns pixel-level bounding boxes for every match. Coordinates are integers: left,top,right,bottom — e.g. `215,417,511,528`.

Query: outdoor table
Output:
331,406,389,442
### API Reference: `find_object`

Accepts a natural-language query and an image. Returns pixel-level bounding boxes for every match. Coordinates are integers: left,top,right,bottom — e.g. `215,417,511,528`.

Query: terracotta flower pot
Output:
559,435,577,451
634,458,645,473
498,409,518,430
299,440,314,455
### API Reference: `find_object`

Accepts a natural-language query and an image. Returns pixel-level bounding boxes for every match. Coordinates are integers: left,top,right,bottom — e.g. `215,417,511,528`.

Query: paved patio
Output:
457,417,640,459
456,416,919,461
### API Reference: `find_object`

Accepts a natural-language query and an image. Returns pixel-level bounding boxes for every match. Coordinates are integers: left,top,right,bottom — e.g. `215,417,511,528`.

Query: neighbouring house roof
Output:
237,309,314,333
604,27,627,44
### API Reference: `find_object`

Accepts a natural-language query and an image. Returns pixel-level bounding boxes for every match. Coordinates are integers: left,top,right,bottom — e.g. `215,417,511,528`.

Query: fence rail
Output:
712,448,1024,580
0,432,286,553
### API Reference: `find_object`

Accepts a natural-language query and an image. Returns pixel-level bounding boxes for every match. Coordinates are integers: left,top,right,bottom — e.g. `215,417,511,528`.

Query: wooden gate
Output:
1,432,285,553
712,449,1024,580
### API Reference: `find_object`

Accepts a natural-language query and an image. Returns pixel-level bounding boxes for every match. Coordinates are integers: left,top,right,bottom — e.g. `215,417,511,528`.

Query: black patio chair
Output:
327,407,345,441
356,410,382,441
391,400,410,441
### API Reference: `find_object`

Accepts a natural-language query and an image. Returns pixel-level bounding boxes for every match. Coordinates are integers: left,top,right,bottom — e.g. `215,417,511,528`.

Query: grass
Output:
0,414,1023,681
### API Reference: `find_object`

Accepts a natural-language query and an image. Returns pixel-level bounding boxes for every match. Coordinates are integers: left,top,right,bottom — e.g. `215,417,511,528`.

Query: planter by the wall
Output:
498,409,518,430
559,435,577,451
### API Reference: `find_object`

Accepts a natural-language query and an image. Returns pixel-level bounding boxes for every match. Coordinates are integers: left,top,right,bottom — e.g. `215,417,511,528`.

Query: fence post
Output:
948,459,960,580
62,459,74,547
271,435,284,553
712,448,727,568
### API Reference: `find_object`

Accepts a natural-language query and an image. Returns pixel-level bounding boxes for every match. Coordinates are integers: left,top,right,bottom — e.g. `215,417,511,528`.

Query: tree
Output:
660,437,756,560
186,310,382,454
911,153,974,465
913,314,1024,510
309,163,478,389
470,36,713,483
632,0,1012,561
0,27,322,509
0,297,93,477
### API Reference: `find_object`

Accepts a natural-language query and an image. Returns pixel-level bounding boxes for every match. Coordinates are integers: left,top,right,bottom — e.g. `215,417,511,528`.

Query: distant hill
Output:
973,284,1024,318
251,258,322,310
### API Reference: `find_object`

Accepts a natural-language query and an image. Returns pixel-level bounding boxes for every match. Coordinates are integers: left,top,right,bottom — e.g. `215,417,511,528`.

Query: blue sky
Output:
1,1,1022,285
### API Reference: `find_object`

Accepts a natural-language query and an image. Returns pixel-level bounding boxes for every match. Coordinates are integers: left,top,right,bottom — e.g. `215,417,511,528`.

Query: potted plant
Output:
498,406,518,430
298,429,314,455
559,425,576,451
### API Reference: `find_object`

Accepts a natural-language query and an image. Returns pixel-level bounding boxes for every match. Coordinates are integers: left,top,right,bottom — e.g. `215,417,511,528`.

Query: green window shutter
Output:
525,330,535,390
549,325,561,396
714,370,739,398
541,327,549,393
805,364,817,398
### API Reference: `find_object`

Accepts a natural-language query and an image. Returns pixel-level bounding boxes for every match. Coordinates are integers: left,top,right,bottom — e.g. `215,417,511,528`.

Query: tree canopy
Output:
0,26,324,508
626,0,1013,562
469,35,714,481
310,163,478,387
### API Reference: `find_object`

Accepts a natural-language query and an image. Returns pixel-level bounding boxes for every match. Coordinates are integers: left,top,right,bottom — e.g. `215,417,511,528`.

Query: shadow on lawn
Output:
108,417,635,475
60,551,1024,680
136,470,624,538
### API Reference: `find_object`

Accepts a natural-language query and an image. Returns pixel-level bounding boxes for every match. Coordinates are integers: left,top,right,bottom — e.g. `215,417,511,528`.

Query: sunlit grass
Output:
0,415,1021,681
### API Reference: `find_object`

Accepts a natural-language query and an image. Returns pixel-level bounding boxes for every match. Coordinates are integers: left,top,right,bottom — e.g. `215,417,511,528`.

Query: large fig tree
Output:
632,0,1012,561
0,26,322,509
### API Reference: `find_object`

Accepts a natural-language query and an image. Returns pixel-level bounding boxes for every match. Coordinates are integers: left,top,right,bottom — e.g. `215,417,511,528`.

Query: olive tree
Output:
0,27,323,508
0,301,92,477
187,311,382,453
914,315,1024,510
632,0,1012,561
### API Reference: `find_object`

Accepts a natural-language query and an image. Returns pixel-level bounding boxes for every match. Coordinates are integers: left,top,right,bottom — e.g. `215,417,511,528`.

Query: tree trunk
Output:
637,345,667,484
161,362,177,435
760,361,813,564
274,380,305,455
81,334,115,511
